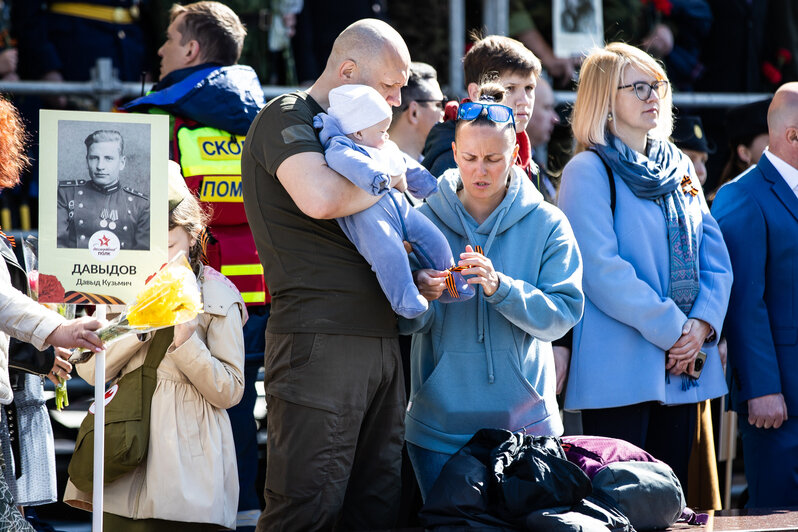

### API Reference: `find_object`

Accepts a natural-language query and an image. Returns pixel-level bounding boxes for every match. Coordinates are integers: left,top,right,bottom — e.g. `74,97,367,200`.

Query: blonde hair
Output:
571,42,673,152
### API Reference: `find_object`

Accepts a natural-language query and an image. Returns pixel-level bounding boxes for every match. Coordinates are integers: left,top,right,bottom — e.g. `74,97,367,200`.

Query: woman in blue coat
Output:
402,84,584,500
557,42,733,488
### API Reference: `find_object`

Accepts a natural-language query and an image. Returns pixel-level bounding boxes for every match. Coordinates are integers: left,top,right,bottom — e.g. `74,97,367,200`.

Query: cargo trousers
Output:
257,332,405,531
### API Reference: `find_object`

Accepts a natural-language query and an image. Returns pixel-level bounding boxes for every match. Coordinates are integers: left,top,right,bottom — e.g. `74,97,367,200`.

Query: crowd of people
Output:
0,1,796,531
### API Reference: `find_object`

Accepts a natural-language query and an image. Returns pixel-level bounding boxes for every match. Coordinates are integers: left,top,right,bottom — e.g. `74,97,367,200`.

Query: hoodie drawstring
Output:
453,202,509,384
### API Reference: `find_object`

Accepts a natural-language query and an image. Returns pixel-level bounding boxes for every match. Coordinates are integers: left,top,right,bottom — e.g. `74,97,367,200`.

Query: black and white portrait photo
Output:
561,0,597,34
553,0,603,59
56,121,151,250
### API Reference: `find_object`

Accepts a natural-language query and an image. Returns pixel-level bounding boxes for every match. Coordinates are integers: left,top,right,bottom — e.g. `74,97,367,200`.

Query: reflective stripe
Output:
221,264,264,276
240,291,266,303
197,136,244,160
50,3,136,24
199,175,244,203
176,126,243,177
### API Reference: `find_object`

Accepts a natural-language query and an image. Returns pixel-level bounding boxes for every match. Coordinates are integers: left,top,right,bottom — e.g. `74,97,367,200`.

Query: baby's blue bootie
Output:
438,270,475,303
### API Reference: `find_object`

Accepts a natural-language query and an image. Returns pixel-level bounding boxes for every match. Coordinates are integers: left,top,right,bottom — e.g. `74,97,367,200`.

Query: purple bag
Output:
560,435,661,479
561,436,688,531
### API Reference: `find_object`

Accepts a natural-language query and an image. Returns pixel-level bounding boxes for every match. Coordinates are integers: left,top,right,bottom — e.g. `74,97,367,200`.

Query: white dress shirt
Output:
763,149,798,200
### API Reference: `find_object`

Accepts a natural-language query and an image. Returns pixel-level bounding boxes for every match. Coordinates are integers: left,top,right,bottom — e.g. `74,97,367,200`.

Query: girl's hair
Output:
0,97,29,190
454,78,515,142
476,79,506,103
168,192,210,273
571,42,673,153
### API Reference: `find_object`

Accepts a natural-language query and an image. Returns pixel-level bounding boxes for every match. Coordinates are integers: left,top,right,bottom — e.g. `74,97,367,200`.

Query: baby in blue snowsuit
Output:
314,84,473,318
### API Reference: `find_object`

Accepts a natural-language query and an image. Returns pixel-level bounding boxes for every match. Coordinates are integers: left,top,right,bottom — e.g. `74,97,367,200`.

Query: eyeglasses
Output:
456,102,516,129
617,80,669,101
413,97,447,110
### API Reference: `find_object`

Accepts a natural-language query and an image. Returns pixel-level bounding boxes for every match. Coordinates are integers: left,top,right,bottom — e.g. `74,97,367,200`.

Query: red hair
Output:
0,97,28,189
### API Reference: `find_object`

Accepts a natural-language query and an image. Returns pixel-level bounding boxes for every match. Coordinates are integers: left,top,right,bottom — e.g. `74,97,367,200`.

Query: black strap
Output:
587,148,616,216
4,403,20,479
142,326,174,370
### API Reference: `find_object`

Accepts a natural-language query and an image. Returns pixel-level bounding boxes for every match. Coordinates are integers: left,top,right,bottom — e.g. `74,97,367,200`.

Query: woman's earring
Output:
607,112,614,122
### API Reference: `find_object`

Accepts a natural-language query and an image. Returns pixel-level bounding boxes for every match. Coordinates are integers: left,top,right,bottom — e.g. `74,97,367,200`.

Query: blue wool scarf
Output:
593,134,701,387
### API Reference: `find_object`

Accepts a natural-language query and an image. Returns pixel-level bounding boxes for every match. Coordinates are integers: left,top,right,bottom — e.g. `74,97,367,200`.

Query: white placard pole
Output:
92,305,106,531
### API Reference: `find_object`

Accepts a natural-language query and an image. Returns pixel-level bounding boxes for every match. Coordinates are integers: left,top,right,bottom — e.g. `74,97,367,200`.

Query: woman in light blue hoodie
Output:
401,85,584,500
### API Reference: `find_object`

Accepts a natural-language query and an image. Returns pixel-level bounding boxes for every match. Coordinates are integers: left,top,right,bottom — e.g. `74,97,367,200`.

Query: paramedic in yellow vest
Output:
121,2,266,525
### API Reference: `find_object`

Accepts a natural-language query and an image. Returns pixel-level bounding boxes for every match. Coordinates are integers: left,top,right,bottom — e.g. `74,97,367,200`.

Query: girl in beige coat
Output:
65,165,246,531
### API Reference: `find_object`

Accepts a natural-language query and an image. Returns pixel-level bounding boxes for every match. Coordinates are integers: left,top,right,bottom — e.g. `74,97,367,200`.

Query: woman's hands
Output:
48,348,73,386
174,317,199,348
46,316,104,352
412,245,502,300
413,269,449,301
667,318,711,375
458,245,500,297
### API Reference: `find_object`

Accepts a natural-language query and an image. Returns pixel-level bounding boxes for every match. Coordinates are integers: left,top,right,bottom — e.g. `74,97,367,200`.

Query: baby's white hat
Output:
327,84,392,134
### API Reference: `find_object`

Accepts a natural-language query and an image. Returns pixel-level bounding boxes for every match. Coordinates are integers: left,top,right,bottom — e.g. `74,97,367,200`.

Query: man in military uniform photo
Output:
57,130,149,249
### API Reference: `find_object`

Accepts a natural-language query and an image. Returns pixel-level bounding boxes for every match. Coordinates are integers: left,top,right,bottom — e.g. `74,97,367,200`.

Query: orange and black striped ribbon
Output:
198,228,211,265
63,291,126,305
0,229,15,248
681,175,699,196
444,246,484,298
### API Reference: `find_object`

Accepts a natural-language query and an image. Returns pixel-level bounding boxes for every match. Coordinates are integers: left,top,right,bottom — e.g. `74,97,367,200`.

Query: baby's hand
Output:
391,172,407,192
390,172,407,191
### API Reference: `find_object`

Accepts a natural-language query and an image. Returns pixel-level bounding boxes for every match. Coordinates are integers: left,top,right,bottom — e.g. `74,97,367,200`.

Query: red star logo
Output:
99,235,110,247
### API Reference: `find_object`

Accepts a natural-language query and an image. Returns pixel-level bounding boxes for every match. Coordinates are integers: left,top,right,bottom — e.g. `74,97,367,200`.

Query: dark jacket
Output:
0,238,54,376
422,120,456,178
122,64,265,136
419,429,632,531
14,0,148,81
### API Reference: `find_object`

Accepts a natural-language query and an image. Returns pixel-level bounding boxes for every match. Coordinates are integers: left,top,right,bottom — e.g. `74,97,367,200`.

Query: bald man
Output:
241,19,410,530
712,82,798,508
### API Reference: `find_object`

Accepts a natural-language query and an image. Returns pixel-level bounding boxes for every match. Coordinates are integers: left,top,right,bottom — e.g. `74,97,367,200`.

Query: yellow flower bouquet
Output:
69,253,203,364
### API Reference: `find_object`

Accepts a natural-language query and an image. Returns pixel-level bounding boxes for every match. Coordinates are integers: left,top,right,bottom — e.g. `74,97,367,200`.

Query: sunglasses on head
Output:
456,102,516,129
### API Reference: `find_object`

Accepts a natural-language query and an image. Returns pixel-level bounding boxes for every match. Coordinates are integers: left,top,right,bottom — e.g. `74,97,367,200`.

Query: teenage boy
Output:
421,35,541,183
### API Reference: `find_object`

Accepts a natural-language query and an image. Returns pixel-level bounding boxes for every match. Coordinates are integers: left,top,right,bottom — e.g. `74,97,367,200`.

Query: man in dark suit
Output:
712,82,798,508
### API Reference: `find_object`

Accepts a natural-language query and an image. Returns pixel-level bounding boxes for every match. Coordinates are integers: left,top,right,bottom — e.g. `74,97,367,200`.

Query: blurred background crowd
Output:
0,0,795,233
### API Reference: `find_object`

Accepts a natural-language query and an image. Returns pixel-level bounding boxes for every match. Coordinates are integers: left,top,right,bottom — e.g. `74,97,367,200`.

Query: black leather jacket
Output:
0,236,55,378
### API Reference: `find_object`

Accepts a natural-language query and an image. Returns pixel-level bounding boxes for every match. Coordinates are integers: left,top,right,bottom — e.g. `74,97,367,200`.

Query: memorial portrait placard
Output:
38,110,169,304
553,0,604,60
